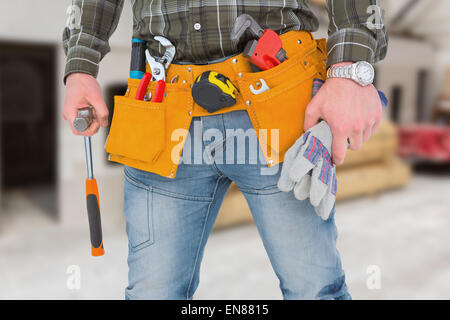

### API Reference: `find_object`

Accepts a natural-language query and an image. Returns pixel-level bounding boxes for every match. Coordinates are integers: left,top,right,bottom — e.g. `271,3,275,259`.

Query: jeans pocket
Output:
124,174,155,252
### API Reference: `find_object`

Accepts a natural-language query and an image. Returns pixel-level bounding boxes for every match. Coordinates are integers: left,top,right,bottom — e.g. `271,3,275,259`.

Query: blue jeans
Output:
123,110,350,300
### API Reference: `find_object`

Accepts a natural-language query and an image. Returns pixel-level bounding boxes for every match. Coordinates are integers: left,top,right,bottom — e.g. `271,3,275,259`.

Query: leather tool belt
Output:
106,31,327,178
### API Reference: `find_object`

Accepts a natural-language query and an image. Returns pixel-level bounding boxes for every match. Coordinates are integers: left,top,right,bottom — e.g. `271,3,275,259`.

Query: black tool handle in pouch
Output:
130,38,147,79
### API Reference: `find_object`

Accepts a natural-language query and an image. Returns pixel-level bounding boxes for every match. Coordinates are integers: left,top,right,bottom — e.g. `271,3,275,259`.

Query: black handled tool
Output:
74,107,105,257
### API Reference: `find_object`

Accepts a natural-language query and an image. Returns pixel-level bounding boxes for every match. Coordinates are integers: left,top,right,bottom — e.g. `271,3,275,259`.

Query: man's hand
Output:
304,63,383,165
62,73,109,136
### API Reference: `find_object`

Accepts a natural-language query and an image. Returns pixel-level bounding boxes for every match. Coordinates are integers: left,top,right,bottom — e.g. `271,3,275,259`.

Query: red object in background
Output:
398,125,450,162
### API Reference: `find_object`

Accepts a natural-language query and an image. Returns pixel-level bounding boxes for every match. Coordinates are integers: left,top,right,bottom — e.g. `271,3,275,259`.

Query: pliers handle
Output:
152,80,165,102
135,72,166,103
136,72,152,100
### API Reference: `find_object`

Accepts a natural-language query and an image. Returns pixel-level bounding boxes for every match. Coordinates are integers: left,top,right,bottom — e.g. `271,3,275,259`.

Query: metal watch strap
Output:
327,65,352,79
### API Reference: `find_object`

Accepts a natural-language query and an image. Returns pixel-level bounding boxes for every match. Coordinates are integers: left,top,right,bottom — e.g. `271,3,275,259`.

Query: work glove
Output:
278,77,388,220
277,120,336,220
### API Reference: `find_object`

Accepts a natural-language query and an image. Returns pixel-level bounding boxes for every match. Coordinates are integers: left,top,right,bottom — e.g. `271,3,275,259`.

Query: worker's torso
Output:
131,0,319,63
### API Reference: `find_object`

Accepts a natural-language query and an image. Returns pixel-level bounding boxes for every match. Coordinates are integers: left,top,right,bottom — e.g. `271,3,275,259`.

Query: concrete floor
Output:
0,173,450,300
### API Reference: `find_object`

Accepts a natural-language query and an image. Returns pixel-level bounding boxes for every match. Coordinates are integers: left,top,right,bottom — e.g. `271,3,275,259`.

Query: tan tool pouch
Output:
106,31,327,178
106,79,194,177
234,32,327,163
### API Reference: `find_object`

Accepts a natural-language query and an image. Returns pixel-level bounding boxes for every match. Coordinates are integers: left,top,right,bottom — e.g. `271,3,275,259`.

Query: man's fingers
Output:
64,102,105,136
303,98,322,131
349,132,363,151
372,119,381,134
66,113,83,135
90,94,109,127
331,136,348,165
63,73,107,135
72,121,100,137
71,123,84,136
362,126,372,143
82,121,101,136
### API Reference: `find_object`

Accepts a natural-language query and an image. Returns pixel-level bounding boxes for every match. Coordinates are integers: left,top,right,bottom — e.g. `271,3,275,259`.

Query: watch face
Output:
356,62,374,85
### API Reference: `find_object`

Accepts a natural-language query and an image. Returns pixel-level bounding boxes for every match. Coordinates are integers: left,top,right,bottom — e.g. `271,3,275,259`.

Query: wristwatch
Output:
326,61,375,86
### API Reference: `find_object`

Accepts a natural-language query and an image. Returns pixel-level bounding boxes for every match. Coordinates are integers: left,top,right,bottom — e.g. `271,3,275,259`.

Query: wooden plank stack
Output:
336,121,411,200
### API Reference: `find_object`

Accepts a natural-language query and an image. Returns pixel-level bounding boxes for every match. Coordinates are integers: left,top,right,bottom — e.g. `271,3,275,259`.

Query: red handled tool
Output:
136,72,152,100
73,107,105,257
145,49,167,103
134,37,175,103
135,37,175,103
135,70,166,102
142,37,175,103
231,14,287,71
152,80,166,102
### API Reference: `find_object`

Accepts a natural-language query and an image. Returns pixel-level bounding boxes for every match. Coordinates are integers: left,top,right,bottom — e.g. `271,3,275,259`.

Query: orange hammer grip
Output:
86,178,105,256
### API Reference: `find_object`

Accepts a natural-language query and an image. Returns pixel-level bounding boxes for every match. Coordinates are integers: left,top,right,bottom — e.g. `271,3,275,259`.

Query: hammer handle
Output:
72,107,105,257
86,178,105,256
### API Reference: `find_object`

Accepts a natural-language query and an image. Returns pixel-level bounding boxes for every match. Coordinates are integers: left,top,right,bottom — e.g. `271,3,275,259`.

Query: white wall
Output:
376,36,438,123
435,50,450,96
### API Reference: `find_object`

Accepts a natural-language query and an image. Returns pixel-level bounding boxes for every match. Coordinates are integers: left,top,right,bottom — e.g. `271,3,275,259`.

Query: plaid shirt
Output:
63,0,388,80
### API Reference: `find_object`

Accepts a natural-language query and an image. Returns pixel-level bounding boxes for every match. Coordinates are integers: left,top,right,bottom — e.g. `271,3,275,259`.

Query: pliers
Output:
145,50,167,102
135,58,166,102
135,36,175,102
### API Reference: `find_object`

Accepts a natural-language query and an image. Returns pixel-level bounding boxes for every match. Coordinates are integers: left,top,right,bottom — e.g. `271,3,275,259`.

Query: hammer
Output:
74,107,105,257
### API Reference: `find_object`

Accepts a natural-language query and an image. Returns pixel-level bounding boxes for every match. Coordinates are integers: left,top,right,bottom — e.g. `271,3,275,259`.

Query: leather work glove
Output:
277,120,336,220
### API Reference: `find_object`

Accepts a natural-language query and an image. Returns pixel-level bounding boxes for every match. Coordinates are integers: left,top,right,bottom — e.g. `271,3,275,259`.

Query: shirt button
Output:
194,22,201,31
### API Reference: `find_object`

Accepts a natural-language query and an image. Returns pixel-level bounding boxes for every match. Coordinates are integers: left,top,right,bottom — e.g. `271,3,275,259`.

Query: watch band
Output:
327,64,352,80
326,61,375,86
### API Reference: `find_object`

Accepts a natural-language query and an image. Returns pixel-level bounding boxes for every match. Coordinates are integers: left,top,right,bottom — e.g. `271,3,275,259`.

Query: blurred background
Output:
1,0,450,299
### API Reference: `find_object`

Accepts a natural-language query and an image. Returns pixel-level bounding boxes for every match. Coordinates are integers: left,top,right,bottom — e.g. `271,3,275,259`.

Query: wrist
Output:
66,72,95,85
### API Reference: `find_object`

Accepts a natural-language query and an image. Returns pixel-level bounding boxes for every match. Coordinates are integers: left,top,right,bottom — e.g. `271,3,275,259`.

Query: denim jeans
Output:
123,110,350,300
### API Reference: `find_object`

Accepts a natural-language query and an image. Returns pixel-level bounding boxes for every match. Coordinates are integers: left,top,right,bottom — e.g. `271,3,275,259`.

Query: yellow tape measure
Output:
192,71,238,113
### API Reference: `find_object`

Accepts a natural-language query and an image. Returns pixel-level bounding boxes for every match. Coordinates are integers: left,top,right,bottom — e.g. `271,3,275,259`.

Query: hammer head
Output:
73,107,93,132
